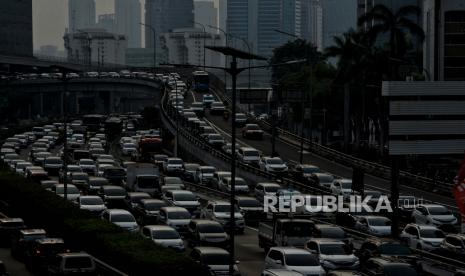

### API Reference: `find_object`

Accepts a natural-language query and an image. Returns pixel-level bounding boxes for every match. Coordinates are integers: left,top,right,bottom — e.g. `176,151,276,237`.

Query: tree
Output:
357,4,425,80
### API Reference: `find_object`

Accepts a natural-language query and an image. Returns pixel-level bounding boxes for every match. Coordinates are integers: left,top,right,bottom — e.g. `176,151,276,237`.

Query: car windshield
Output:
23,234,47,241
153,230,180,239
169,159,183,164
80,160,94,165
111,213,135,223
201,168,215,174
264,185,280,193
302,167,320,173
318,175,334,183
247,125,260,130
73,174,88,180
321,228,347,239
282,222,313,236
174,193,196,201
238,199,261,208
184,164,199,170
144,202,165,211
198,224,224,233
428,206,451,216
56,186,79,194
368,217,391,226
420,229,445,238
165,177,182,184
46,158,62,164
209,134,223,140
267,158,283,165
167,211,191,219
214,205,239,213
379,244,411,255
138,177,158,188
81,197,103,205
320,243,351,255
244,150,259,156
202,253,229,265
341,181,352,189
64,257,93,269
285,254,319,266
384,264,417,276
105,188,125,196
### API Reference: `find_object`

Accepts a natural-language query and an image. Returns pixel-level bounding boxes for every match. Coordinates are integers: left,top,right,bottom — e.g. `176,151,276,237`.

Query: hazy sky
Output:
33,0,138,51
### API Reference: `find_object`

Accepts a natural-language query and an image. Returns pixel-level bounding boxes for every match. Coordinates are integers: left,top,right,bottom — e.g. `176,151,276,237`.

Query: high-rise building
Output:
423,0,465,81
300,0,323,50
216,0,228,33
321,0,357,49
97,14,116,34
358,0,421,31
145,0,194,63
115,0,142,48
195,1,218,32
69,0,96,33
0,0,33,56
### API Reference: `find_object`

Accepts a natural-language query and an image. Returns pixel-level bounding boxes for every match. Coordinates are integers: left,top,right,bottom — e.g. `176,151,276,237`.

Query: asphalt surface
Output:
0,248,32,276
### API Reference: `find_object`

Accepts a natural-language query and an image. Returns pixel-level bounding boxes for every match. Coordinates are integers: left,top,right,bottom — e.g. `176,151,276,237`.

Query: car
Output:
219,177,250,194
52,184,80,201
25,238,67,273
182,163,200,181
305,239,360,270
261,269,305,276
354,216,392,237
242,124,264,139
330,178,354,198
235,113,248,126
311,224,353,250
259,157,288,176
78,196,106,213
141,225,185,252
202,94,215,107
199,126,216,140
436,234,465,258
190,102,205,117
237,147,261,166
162,176,184,187
335,203,374,228
210,102,226,115
235,196,263,224
102,166,126,184
121,142,137,156
361,258,418,276
357,239,413,265
158,207,192,234
163,158,184,175
221,142,240,155
101,209,139,233
59,165,83,182
187,220,228,248
290,164,321,182
125,192,152,211
194,166,216,185
411,204,457,226
98,185,127,207
255,183,282,202
78,159,97,175
47,252,96,276
0,218,26,246
206,133,226,148
400,223,445,251
190,246,241,276
201,201,245,233
70,172,89,190
264,247,325,276
86,177,109,194
275,189,301,208
40,180,58,190
163,190,200,215
134,199,167,225
26,167,49,183
308,173,335,189
211,171,231,189
15,161,33,176
10,229,47,261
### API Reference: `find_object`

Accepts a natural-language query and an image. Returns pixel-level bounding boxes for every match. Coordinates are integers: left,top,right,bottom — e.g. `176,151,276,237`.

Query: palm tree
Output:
358,4,425,80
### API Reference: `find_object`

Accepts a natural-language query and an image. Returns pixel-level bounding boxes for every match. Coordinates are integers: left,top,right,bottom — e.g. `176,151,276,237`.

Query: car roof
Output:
310,238,345,244
36,238,64,244
141,199,164,204
263,269,306,276
162,206,189,212
408,223,440,230
419,204,446,208
57,252,92,258
20,229,46,235
192,219,221,225
270,247,312,254
106,209,132,215
171,190,194,195
144,225,176,231
102,185,124,190
258,182,281,187
199,166,215,169
195,246,229,255
128,192,151,197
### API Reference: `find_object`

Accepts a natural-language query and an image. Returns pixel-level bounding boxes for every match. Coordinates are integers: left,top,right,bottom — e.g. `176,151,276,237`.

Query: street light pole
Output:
140,23,157,70
231,35,252,113
207,25,228,91
192,21,207,70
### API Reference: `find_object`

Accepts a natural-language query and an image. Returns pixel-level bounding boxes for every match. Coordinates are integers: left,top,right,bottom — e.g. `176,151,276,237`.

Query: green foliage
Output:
0,169,203,276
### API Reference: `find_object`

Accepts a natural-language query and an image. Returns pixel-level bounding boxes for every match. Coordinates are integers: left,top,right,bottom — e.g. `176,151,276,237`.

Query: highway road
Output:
0,248,33,276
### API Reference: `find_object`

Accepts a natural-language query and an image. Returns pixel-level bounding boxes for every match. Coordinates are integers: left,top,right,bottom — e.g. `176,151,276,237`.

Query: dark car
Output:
10,229,47,261
25,238,67,273
102,166,126,185
0,218,26,246
362,258,417,276
357,239,415,266
312,224,353,250
134,199,167,225
124,192,152,212
98,185,127,208
234,196,263,225
187,220,228,248
289,164,321,182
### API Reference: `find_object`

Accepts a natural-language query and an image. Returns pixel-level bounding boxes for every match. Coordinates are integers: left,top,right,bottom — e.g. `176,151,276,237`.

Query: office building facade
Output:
321,0,357,48
69,0,96,34
195,1,218,32
301,0,323,50
0,0,33,56
115,0,142,48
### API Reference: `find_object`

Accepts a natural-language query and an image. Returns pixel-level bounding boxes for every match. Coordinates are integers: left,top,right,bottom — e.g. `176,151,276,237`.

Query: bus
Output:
192,71,209,92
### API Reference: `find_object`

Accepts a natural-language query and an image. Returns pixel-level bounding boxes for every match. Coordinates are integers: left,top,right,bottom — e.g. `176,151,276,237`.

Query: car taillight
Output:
35,250,41,255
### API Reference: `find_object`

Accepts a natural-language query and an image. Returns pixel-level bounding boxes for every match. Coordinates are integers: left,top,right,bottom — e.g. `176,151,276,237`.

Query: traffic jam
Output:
0,71,464,276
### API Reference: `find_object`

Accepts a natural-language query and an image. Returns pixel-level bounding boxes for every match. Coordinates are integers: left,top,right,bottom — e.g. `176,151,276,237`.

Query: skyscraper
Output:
115,0,142,48
69,0,96,33
97,14,116,34
321,0,357,49
0,0,33,56
195,1,218,32
145,0,194,50
301,0,323,50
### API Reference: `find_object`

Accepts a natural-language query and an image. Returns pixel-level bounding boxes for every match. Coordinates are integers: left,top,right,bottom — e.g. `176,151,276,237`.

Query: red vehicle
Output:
135,136,163,161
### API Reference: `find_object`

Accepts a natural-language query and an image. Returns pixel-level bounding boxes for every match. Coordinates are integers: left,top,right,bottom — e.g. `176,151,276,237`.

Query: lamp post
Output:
140,23,157,70
274,29,314,164
230,35,252,113
192,21,207,70
207,25,228,91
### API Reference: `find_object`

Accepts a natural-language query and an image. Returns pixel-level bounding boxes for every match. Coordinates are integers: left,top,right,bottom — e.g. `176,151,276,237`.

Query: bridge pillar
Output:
39,92,44,115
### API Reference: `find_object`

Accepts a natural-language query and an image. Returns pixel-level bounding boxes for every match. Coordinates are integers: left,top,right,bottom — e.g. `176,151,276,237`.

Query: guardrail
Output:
209,76,454,197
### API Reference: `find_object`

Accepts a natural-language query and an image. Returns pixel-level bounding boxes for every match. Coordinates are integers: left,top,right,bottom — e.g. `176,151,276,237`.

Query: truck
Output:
125,163,161,197
258,213,314,252
134,134,163,162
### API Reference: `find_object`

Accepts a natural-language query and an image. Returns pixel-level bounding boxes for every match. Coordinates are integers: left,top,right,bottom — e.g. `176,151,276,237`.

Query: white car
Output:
78,159,97,175
330,179,353,198
121,143,137,156
254,183,282,202
163,190,200,215
259,157,288,175
400,223,445,251
201,201,245,233
163,158,184,174
141,225,185,252
264,247,325,276
305,239,360,270
158,207,192,234
15,162,33,176
101,209,139,233
411,204,458,226
194,166,216,185
52,184,80,201
354,216,392,236
219,177,250,194
237,147,261,165
78,196,106,213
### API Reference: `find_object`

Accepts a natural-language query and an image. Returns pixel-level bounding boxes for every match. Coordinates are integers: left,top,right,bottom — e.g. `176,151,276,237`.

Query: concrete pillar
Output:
39,93,44,115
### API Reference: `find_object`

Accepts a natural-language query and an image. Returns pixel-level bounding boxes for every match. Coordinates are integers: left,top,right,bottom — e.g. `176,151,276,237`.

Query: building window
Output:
444,10,465,80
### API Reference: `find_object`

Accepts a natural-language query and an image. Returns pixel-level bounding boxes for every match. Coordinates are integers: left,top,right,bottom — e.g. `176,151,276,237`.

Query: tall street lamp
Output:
207,25,228,90
230,35,252,113
192,21,207,70
140,23,157,69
